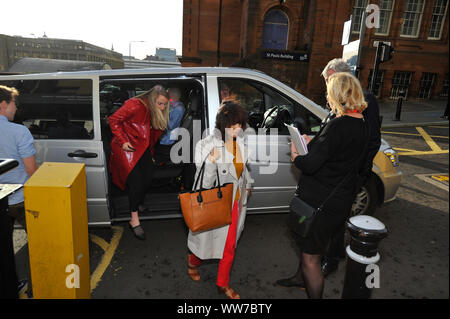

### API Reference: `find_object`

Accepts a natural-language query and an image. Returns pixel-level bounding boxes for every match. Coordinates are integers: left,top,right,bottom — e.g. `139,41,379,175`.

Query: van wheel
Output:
351,177,379,217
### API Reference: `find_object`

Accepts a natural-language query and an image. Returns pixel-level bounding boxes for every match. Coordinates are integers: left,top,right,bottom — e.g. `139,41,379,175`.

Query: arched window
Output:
262,9,289,50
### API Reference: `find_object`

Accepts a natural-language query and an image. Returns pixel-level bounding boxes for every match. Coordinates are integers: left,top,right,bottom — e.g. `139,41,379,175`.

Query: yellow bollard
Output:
24,162,90,299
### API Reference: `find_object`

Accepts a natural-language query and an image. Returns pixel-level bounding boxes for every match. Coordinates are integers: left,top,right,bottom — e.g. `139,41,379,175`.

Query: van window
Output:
0,79,93,139
218,78,321,135
99,78,205,161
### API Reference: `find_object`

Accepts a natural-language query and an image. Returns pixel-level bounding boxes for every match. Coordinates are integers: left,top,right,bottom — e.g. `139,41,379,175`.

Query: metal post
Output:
354,10,367,79
441,96,449,119
369,42,383,94
129,41,145,58
217,0,223,67
342,215,387,299
393,88,405,121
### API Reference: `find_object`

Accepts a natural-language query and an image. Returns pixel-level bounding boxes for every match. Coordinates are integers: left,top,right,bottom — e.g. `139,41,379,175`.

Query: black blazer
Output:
294,116,368,215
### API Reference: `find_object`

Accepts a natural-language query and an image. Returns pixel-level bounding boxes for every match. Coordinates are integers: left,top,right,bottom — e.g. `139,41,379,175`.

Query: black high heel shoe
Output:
129,223,146,240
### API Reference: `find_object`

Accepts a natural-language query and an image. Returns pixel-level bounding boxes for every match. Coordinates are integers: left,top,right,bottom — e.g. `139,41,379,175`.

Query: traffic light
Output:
380,43,394,63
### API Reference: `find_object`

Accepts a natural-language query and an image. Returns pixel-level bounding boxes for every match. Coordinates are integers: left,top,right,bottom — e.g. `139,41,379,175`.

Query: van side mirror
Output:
293,116,307,132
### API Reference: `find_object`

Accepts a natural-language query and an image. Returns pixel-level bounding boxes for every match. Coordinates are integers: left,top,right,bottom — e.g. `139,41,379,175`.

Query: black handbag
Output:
289,121,369,238
289,195,319,237
289,175,351,238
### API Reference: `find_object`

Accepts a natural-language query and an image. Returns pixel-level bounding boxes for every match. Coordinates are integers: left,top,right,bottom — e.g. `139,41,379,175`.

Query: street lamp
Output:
129,41,146,58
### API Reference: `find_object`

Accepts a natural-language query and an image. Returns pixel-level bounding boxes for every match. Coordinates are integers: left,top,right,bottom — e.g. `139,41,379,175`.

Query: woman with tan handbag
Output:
185,101,253,299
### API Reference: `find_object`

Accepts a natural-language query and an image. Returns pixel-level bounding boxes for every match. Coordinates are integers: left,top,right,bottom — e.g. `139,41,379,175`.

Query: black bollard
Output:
393,89,406,121
341,215,388,299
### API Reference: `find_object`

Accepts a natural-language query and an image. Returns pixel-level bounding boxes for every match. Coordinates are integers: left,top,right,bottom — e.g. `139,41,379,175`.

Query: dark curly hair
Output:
215,101,248,142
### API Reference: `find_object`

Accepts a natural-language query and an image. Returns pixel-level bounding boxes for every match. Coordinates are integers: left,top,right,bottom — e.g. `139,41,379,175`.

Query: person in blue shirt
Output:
154,87,185,164
0,85,38,231
0,85,38,298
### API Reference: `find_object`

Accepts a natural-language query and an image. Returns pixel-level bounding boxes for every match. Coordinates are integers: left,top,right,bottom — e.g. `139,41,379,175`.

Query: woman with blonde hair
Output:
109,85,169,240
289,72,369,298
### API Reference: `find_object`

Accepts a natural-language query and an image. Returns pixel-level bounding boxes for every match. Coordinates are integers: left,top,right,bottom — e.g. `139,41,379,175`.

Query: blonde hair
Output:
136,85,170,130
326,72,367,116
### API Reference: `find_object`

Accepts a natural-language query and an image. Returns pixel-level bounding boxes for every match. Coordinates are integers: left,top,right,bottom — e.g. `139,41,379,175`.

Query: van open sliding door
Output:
99,74,206,221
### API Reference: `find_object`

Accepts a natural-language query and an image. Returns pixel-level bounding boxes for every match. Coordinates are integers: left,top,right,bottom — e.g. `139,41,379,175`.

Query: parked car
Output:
0,67,401,226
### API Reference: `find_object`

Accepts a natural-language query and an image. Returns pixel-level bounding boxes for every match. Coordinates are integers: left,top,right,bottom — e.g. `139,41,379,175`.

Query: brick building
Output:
182,0,449,104
0,34,124,72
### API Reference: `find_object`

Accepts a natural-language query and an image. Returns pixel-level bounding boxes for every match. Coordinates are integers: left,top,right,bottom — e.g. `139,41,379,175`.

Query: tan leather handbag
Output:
179,159,234,233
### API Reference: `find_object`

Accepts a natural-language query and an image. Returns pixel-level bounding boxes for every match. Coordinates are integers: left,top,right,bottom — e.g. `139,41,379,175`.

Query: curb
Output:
382,120,449,128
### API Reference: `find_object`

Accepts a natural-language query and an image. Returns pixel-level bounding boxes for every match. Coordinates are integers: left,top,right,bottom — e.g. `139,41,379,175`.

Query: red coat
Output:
108,98,163,190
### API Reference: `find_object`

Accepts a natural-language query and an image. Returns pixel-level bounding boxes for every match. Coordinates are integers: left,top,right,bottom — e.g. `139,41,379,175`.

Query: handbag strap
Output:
317,119,370,211
192,148,223,203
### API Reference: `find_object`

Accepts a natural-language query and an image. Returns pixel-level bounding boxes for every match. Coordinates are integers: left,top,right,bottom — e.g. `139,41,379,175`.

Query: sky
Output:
1,0,183,60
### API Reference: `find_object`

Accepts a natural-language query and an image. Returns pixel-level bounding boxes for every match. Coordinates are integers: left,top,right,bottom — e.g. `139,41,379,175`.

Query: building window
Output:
368,69,385,98
351,0,368,33
261,9,289,50
390,71,413,99
400,0,425,37
428,0,448,39
440,73,449,97
376,0,395,35
418,73,436,99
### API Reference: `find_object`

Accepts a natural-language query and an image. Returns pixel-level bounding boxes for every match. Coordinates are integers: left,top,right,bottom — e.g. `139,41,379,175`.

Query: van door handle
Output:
67,150,98,158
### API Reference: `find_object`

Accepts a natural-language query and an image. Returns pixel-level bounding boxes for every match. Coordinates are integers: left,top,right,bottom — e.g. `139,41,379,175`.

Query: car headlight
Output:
383,148,399,167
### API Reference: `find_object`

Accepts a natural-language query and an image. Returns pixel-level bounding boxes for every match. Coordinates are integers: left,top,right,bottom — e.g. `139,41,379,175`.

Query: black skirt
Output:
293,208,348,255
293,190,353,255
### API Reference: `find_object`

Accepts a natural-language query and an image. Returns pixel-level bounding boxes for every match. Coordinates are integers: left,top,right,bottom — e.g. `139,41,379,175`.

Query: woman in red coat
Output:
108,85,169,240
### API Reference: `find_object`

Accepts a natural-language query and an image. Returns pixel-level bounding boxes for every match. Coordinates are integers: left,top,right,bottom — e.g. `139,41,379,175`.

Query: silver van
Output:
0,67,402,226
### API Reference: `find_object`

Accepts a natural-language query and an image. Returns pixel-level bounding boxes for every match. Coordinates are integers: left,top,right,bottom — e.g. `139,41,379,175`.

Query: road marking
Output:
384,126,448,157
397,150,449,156
89,226,123,292
393,147,417,152
416,127,442,151
90,234,110,252
432,175,449,183
415,173,449,192
382,131,449,139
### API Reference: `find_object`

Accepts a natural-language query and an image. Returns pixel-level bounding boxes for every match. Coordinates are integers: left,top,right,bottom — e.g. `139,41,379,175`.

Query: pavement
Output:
379,98,448,128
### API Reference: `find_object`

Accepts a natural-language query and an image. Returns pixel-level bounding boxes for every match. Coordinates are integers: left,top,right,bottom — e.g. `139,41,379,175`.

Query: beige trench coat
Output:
187,134,253,260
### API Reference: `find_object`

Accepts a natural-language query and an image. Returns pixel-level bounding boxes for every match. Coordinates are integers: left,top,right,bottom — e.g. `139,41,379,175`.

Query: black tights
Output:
301,253,324,299
126,148,155,212
288,252,324,299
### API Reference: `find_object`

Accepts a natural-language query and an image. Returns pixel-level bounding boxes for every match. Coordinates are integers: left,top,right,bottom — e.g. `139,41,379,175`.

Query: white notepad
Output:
285,123,308,155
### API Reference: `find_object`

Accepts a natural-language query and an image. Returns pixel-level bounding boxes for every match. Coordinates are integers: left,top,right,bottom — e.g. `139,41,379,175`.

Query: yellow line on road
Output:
398,150,449,156
90,234,109,252
393,147,417,152
416,127,442,151
90,226,123,292
382,131,449,139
